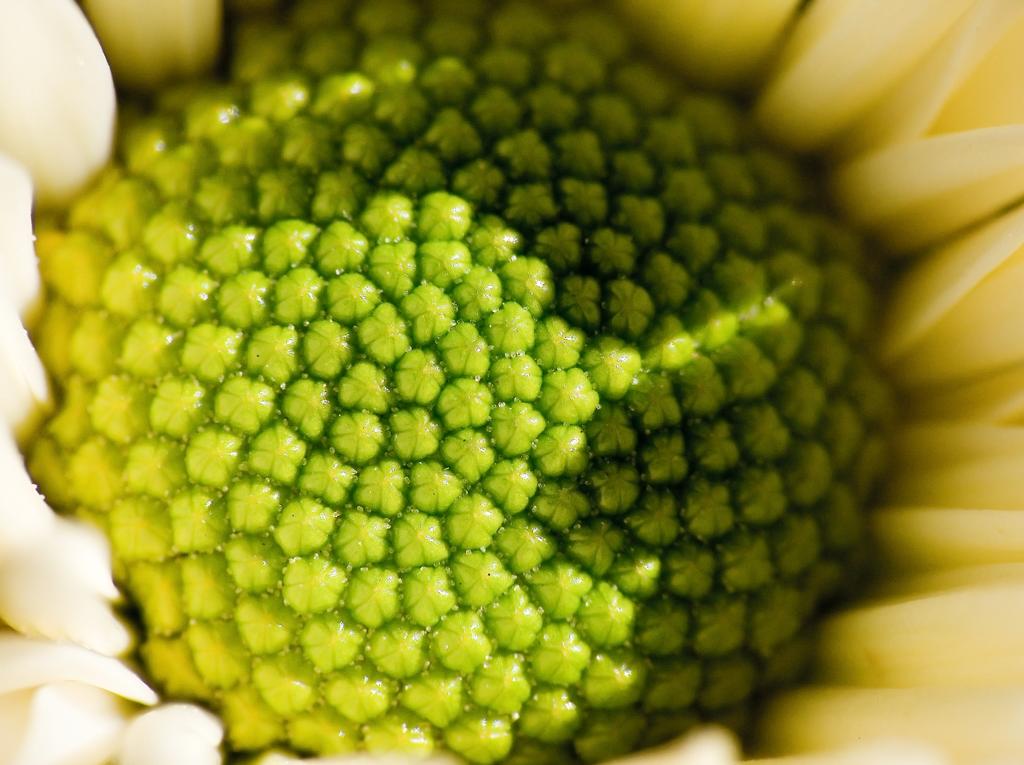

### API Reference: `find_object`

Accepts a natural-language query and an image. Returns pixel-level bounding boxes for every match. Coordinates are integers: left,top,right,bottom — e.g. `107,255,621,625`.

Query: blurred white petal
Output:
745,740,949,765
929,6,1024,136
119,704,223,765
873,507,1024,572
0,634,155,704
894,422,1024,469
905,363,1024,424
817,581,1024,687
890,242,1024,385
813,0,1024,252
0,688,35,763
756,0,974,151
840,0,1024,155
751,0,1024,253
880,562,1024,599
1,682,127,765
606,728,738,765
0,154,39,318
881,202,1024,370
886,452,1024,510
0,0,115,204
617,0,799,90
83,0,223,90
757,686,1024,764
832,125,1024,253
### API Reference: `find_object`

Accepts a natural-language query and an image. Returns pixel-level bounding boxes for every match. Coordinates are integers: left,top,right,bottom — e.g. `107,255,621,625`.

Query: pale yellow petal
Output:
832,125,1024,253
932,8,1024,134
812,0,1024,279
757,686,1024,764
745,741,948,765
617,0,799,90
119,704,223,765
839,0,1024,154
893,422,1024,468
83,0,223,90
885,453,1024,509
904,363,1024,423
0,0,115,204
756,0,974,150
880,202,1024,365
889,227,1024,385
816,581,1024,687
0,689,34,764
872,507,1024,571
879,561,1024,598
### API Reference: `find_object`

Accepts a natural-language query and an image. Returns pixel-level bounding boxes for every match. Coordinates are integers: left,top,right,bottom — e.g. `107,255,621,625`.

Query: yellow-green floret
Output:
27,0,892,762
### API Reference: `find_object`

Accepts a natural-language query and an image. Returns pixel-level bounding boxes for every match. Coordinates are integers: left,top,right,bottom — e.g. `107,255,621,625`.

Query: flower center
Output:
25,0,892,762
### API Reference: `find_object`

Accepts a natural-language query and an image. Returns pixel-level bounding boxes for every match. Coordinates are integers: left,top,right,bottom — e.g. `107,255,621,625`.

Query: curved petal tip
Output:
120,704,223,765
0,0,115,205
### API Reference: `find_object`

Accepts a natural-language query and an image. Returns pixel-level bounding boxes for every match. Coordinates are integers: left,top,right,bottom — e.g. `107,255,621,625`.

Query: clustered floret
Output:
28,0,891,763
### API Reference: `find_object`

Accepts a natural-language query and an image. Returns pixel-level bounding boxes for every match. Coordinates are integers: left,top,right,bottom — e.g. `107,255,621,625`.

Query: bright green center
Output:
28,0,891,762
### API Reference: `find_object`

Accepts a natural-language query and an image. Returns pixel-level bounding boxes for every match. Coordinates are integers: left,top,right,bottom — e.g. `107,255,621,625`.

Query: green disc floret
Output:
28,1,892,763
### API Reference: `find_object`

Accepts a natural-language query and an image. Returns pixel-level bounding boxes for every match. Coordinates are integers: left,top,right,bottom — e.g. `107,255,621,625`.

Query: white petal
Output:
119,704,223,765
757,686,1024,763
0,154,39,318
816,581,1024,687
880,202,1024,367
755,0,974,150
0,0,115,204
617,0,799,90
0,517,129,656
832,125,1024,253
8,682,127,765
82,0,223,90
607,728,738,765
0,305,49,433
745,740,949,765
0,431,55,557
839,0,1024,154
873,507,1024,571
0,635,155,705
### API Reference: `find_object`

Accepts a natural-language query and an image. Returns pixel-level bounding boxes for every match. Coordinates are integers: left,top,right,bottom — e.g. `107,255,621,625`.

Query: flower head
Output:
2,2,1024,765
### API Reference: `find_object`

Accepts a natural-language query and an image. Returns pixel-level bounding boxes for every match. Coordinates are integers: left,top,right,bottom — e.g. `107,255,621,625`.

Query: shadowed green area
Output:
27,0,892,762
